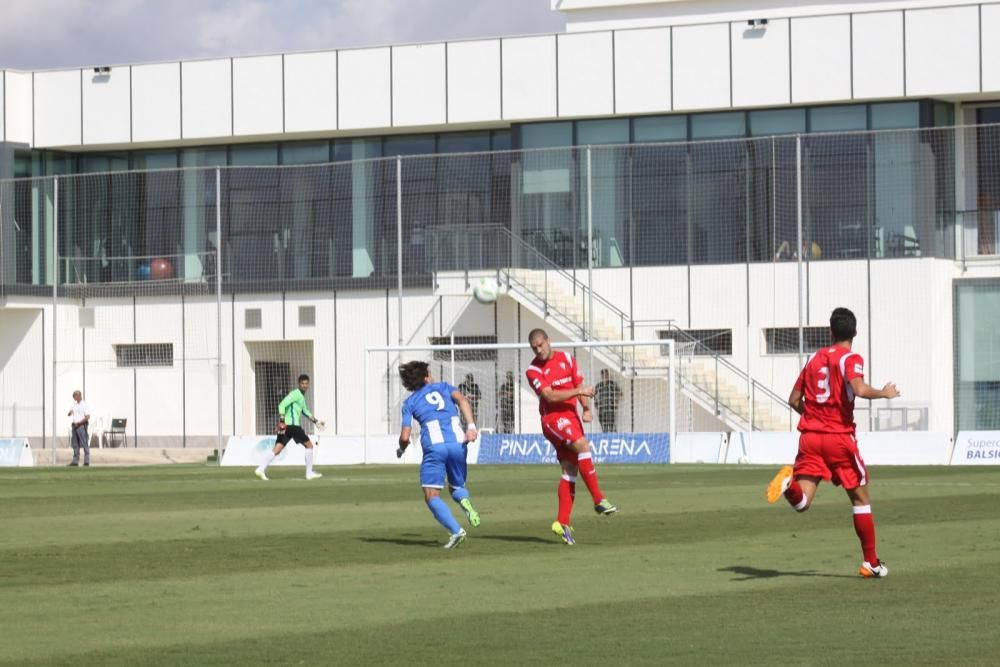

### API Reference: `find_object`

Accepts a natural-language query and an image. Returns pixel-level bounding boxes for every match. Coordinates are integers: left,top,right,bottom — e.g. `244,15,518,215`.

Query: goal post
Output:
364,339,676,463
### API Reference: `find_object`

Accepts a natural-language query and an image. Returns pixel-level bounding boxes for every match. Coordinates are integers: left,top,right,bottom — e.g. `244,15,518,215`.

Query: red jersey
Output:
525,350,583,416
794,345,865,434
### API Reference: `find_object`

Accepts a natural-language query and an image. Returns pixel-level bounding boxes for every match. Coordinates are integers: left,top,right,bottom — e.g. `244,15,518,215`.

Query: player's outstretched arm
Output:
849,377,900,400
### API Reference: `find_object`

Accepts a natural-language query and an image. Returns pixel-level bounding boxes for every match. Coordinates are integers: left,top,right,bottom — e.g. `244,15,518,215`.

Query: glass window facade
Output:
749,109,806,136
690,112,746,139
809,105,867,132
956,280,1000,431
0,101,975,293
632,116,686,143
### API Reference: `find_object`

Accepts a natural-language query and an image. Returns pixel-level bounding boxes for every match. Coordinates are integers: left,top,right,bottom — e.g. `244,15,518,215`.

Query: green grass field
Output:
2,464,999,666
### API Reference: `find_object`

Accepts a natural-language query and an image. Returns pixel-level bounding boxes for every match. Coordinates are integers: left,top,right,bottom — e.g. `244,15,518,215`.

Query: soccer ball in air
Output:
472,278,500,305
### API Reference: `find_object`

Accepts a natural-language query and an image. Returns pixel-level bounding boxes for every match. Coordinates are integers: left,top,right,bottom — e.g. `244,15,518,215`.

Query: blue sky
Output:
0,0,565,70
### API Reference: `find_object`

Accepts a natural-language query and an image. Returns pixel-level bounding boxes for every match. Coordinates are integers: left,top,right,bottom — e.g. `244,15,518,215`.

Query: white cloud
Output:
0,0,564,69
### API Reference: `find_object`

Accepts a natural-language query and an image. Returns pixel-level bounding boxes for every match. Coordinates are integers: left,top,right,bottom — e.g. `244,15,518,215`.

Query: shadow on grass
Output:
476,534,553,545
719,565,856,581
358,537,441,548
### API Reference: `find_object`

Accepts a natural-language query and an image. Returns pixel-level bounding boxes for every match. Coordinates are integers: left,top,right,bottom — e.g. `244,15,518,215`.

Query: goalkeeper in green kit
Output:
255,374,326,481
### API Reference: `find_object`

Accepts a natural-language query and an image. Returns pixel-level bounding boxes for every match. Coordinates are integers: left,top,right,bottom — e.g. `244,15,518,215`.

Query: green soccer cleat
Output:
459,498,481,527
594,499,618,515
551,521,575,545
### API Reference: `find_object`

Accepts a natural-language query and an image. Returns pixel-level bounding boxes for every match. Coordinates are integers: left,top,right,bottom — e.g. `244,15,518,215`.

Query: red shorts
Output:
540,412,585,463
793,431,868,489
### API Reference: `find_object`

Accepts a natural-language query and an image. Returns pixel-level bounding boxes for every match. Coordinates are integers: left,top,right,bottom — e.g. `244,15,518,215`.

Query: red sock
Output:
784,479,806,510
852,505,879,565
557,475,576,525
576,452,605,503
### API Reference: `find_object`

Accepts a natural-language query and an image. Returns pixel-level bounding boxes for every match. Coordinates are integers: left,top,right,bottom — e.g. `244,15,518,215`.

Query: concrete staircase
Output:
496,267,793,432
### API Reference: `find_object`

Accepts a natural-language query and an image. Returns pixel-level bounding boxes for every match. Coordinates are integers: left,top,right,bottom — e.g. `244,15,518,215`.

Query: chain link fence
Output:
1,124,999,447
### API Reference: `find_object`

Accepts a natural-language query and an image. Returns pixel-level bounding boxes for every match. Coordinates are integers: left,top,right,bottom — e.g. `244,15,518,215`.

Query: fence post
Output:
796,134,805,367
396,156,403,347
216,168,223,465
363,349,369,464
51,177,59,463
586,145,594,346
669,339,676,456
586,146,596,389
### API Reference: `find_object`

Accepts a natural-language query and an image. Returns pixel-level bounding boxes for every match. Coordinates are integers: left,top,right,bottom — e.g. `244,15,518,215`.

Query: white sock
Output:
305,448,314,474
258,451,277,472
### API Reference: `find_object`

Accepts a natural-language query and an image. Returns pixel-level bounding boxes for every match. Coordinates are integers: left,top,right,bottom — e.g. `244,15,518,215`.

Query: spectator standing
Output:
67,390,91,467
457,373,482,424
594,369,623,433
498,371,516,433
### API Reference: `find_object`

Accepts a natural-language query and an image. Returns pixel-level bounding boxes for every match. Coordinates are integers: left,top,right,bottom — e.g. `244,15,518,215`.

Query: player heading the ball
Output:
525,328,617,547
397,361,482,550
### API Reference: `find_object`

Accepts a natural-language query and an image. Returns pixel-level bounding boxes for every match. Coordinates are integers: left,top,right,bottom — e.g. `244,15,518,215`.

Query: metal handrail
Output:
430,223,795,429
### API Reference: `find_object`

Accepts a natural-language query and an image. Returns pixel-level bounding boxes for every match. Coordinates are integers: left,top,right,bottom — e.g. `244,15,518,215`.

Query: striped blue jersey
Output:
401,382,466,446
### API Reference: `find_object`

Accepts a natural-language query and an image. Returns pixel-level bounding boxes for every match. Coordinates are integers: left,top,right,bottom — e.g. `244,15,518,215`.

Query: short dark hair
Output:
830,307,857,343
528,328,548,343
297,374,310,383
399,361,430,392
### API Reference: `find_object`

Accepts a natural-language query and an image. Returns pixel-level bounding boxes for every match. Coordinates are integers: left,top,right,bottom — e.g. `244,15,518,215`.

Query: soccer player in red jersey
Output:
766,307,899,577
525,328,617,546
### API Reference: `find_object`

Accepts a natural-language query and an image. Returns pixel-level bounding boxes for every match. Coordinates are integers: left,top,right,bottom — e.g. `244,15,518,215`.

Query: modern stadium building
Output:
1,0,999,452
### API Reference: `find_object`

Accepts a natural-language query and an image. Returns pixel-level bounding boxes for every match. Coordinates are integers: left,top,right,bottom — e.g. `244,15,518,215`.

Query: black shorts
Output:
277,424,310,446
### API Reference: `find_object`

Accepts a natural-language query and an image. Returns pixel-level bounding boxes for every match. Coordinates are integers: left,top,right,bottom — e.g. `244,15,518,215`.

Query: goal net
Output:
364,339,675,462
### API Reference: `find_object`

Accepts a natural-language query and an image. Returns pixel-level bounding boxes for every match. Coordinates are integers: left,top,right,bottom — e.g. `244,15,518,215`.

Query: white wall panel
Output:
558,31,613,117
906,6,980,95
0,73,4,142
731,19,790,107
34,70,81,147
984,5,1000,93
614,27,671,114
233,55,283,136
852,11,904,99
447,40,501,123
181,59,232,140
284,51,337,133
3,72,32,145
131,62,181,143
338,47,391,130
672,23,729,110
82,67,130,145
791,15,851,103
502,35,557,120
392,43,446,127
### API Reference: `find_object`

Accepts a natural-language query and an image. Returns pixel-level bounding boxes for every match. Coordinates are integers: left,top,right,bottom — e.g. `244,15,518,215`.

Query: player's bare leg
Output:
847,485,886,577
304,440,322,480
767,468,818,512
570,437,617,515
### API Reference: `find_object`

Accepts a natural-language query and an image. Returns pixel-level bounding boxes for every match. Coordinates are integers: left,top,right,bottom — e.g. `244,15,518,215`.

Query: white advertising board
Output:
951,431,1000,465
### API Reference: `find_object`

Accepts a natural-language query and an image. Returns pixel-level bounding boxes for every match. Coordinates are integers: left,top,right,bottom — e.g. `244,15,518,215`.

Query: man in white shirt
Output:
67,390,91,467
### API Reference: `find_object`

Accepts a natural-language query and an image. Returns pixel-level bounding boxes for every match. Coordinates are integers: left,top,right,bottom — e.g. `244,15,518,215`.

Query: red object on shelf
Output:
150,257,174,280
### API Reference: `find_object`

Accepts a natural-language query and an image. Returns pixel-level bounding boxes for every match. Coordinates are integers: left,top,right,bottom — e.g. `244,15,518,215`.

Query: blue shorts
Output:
420,442,468,489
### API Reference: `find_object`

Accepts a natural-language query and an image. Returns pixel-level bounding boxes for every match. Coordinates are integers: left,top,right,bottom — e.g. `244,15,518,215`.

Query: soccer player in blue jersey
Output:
396,360,481,549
